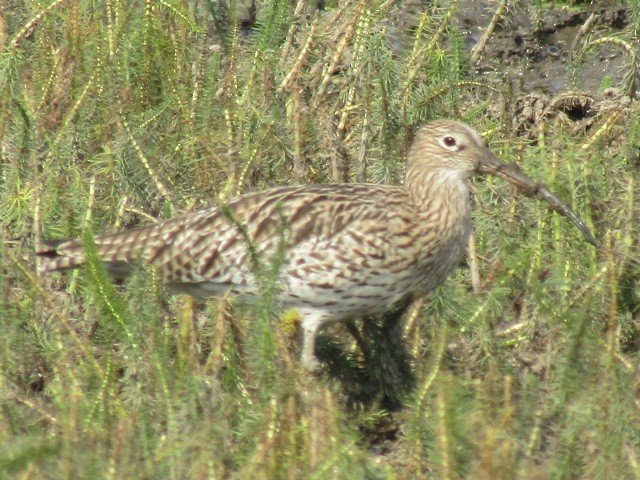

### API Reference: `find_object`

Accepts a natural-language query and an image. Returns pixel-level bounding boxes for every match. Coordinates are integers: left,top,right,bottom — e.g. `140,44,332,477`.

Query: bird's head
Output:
406,119,500,179
405,119,598,246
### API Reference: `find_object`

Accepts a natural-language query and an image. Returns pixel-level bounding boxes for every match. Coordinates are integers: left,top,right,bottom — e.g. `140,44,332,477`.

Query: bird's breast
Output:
411,182,473,293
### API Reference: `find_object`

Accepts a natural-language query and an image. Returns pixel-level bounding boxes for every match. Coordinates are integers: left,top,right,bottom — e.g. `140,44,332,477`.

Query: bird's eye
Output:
443,136,457,147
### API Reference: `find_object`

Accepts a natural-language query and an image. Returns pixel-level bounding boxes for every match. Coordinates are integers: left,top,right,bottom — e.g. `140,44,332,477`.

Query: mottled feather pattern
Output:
38,120,593,370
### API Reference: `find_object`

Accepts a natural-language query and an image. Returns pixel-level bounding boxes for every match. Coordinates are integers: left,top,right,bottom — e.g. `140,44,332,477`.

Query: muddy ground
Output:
458,1,630,92
453,1,635,131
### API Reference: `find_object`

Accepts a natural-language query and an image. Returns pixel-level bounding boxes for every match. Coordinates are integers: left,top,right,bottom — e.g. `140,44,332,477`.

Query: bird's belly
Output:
278,268,417,321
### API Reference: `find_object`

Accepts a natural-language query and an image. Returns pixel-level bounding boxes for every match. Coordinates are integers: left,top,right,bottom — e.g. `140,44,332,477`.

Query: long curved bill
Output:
476,149,598,247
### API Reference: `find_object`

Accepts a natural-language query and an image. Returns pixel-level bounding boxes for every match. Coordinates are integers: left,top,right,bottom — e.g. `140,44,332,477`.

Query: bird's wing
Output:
37,183,415,285
155,184,414,285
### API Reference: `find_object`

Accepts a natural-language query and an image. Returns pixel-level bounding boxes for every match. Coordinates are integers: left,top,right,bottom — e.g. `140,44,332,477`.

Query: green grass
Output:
2,1,640,478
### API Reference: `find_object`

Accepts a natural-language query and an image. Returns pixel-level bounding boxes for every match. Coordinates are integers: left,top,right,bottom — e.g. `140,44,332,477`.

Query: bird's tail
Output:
37,224,159,276
37,238,87,273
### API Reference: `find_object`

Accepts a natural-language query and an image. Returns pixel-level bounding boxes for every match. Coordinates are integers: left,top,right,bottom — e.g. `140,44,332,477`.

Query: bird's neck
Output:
404,166,473,291
405,167,471,220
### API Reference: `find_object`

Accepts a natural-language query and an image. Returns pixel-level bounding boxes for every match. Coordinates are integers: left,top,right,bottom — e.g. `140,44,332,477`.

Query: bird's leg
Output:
300,331,321,372
382,296,415,330
299,315,324,372
345,320,370,361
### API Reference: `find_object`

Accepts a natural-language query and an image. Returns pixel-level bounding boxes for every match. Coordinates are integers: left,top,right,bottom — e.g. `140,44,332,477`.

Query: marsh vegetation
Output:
1,0,639,478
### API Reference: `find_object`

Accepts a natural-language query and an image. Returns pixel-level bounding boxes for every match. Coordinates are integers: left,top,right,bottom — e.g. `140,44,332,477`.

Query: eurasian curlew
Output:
38,120,597,370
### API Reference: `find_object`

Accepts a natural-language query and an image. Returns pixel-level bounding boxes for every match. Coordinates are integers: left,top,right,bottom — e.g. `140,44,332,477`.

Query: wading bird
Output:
38,120,597,370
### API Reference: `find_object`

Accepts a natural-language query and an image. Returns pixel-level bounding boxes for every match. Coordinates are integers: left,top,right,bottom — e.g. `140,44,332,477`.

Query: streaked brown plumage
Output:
38,120,597,370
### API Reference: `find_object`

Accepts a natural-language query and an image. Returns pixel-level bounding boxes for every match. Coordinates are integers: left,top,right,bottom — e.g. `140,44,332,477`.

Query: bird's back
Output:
39,185,392,265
